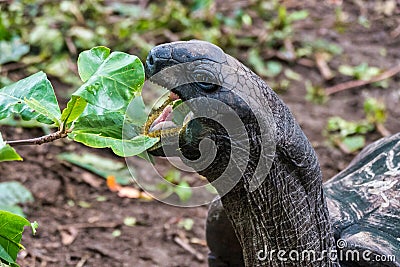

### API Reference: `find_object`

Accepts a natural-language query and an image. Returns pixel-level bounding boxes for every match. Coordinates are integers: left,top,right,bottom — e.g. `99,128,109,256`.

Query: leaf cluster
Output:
157,169,193,203
325,97,388,153
0,46,158,161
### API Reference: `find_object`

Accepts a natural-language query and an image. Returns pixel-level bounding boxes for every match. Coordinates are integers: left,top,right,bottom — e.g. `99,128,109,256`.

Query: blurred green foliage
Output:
0,0,391,155
338,63,381,81
305,80,328,104
325,97,388,153
0,0,330,87
158,169,192,203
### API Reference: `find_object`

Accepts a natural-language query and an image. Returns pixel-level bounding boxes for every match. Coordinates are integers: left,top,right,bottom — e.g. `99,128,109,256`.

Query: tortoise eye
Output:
192,70,219,92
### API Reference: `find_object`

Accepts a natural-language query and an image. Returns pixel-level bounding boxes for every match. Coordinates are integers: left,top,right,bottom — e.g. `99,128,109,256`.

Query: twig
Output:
65,36,77,56
0,62,26,73
75,254,90,267
390,23,400,38
315,52,334,80
5,130,68,146
325,65,400,95
57,221,120,230
174,236,205,262
376,123,391,137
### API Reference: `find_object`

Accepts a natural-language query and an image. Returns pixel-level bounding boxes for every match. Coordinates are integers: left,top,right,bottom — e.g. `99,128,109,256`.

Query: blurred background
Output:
0,0,399,266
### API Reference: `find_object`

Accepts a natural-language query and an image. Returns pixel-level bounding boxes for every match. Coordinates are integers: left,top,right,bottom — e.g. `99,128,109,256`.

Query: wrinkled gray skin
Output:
145,40,399,267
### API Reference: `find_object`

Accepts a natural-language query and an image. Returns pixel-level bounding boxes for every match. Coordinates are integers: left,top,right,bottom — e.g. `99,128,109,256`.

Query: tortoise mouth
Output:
143,91,192,152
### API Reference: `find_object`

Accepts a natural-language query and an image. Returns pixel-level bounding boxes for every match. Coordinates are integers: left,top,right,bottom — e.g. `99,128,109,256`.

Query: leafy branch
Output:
0,46,159,161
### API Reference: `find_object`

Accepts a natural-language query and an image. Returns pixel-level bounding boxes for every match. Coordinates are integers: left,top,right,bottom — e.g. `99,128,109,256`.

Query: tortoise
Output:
143,40,400,267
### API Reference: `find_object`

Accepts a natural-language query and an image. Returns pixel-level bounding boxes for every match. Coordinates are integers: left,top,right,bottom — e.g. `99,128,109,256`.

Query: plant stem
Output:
325,65,400,95
5,130,68,146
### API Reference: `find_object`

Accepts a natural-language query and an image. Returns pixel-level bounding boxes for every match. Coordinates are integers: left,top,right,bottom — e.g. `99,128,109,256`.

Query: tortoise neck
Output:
220,153,338,266
216,91,339,266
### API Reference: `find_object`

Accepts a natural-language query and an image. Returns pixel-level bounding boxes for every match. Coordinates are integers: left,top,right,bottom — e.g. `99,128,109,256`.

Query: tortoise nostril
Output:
148,54,154,66
145,53,157,78
145,45,172,77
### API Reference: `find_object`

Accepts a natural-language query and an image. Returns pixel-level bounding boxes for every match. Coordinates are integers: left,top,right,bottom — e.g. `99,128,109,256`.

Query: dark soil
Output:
1,1,400,267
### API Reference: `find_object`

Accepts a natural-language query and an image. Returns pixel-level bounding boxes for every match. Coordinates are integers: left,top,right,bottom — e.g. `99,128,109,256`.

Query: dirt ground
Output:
1,1,400,267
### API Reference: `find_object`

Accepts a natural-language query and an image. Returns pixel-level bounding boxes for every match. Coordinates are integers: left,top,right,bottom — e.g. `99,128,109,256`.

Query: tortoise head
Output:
144,40,276,191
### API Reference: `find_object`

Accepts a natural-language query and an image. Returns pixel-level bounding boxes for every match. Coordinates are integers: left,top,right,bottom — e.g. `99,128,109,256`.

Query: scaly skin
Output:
144,40,399,267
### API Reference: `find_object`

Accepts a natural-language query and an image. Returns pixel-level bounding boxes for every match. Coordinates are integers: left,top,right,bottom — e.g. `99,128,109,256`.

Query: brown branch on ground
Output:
57,222,120,230
315,52,334,80
5,130,69,146
376,123,391,137
174,235,205,262
0,62,26,73
325,65,400,95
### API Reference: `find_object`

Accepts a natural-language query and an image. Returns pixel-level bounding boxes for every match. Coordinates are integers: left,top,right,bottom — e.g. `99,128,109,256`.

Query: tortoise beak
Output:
145,43,173,79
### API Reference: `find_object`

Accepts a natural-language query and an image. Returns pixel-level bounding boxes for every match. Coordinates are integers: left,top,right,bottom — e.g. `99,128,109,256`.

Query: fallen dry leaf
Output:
117,187,154,200
107,175,153,200
106,175,121,192
60,227,79,245
117,187,141,198
190,237,207,247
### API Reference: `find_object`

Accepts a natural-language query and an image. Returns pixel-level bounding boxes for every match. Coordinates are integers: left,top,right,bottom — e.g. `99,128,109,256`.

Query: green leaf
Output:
364,97,387,124
339,63,381,81
0,210,30,265
0,37,30,65
308,39,343,55
191,0,212,11
163,170,193,202
0,181,34,215
305,80,327,104
266,61,283,77
0,72,61,125
284,69,301,81
69,133,159,157
57,152,133,185
0,133,22,162
77,46,111,82
110,3,147,17
177,218,194,231
70,103,157,158
126,96,147,126
175,181,192,203
338,65,355,76
60,96,87,125
123,216,137,227
362,66,380,80
342,135,365,153
74,50,145,112
0,205,24,218
73,112,124,138
112,230,121,237
24,98,60,126
0,116,53,129
29,25,63,54
327,117,373,137
30,222,39,235
248,49,282,78
287,10,309,22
